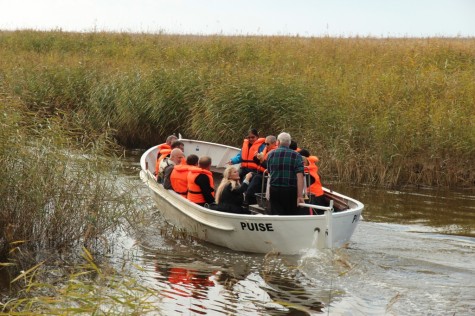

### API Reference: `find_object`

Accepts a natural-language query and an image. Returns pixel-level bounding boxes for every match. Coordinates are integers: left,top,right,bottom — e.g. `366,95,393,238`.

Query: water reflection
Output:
138,244,331,315
124,149,475,315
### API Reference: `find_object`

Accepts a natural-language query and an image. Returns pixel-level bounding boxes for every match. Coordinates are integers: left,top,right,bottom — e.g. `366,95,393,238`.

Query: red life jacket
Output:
187,167,215,204
170,164,191,197
154,143,171,175
306,156,324,197
240,138,266,172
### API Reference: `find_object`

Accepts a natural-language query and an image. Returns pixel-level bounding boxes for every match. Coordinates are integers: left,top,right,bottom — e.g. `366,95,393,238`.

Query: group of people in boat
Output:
154,130,326,216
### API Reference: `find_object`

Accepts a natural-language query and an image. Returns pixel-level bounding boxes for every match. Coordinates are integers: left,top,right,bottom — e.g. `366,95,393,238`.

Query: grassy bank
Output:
1,30,474,187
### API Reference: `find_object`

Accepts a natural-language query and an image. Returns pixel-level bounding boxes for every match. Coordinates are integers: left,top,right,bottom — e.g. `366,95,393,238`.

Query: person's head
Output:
289,140,298,150
265,135,276,147
277,132,291,147
216,165,240,203
198,156,212,170
166,135,178,145
171,140,184,152
186,154,199,166
299,148,310,158
223,166,240,181
247,128,259,145
170,148,185,164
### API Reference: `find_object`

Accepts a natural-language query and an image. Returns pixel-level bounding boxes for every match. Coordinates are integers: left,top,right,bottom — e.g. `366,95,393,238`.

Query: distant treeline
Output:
1,30,474,187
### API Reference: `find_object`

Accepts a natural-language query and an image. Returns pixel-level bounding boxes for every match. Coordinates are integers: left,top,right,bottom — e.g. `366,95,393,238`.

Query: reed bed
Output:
0,92,133,269
1,30,474,187
1,88,150,313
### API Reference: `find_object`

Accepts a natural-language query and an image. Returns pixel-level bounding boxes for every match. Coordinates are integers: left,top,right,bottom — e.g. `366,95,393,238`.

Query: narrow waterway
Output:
118,151,475,315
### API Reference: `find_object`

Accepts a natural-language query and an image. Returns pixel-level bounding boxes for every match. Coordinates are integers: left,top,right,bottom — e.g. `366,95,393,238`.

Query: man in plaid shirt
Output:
266,132,305,215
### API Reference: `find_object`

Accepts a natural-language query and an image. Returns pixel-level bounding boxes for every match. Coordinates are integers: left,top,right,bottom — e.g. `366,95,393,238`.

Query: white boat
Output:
140,139,364,255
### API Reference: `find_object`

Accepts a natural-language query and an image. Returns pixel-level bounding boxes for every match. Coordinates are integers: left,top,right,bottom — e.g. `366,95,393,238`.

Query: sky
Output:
0,0,474,37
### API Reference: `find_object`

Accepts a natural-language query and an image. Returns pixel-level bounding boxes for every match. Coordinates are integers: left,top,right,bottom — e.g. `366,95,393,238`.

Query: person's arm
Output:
234,181,250,194
230,172,252,195
158,158,170,176
195,174,215,204
295,154,305,205
229,150,242,165
260,160,267,169
163,165,174,189
297,172,304,206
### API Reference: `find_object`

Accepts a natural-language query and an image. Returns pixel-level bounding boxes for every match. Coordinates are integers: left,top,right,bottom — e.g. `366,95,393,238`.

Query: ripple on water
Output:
124,155,475,315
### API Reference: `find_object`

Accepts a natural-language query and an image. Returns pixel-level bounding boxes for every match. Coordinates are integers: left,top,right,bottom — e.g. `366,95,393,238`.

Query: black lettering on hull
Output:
240,222,274,232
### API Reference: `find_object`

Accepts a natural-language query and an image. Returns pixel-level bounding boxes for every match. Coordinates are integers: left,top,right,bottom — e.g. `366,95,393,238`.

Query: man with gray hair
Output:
162,148,185,189
266,132,305,215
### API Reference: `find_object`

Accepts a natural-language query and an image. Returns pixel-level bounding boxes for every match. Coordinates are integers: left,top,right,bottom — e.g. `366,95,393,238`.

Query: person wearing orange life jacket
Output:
228,129,266,181
244,135,278,206
290,140,301,152
187,156,215,207
161,148,185,189
299,149,327,211
154,135,178,177
254,135,278,167
157,141,185,183
167,154,199,197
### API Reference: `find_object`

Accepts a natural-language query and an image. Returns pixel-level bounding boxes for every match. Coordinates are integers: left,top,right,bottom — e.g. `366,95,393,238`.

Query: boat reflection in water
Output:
158,265,215,300
146,247,328,315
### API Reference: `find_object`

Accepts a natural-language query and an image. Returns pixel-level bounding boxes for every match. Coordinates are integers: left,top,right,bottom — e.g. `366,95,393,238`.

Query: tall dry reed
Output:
1,30,473,187
0,93,132,268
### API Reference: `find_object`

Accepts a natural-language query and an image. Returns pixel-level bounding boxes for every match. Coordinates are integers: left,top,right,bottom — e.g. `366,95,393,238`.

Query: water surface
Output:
121,151,475,315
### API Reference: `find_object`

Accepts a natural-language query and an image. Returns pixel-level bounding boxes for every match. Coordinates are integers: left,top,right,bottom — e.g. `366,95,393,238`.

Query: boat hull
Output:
140,139,364,255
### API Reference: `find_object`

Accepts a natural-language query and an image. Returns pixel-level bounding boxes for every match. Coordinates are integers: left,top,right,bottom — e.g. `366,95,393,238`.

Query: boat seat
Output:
249,204,268,215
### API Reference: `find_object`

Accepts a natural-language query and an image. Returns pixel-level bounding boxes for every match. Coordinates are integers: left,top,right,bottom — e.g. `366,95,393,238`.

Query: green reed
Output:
0,30,473,187
0,93,132,268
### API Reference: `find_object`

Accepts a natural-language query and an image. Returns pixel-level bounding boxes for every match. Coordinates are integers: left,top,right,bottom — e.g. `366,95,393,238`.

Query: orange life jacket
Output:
157,148,172,166
241,138,266,172
154,144,171,175
262,144,278,160
306,156,324,197
170,164,190,197
187,167,215,204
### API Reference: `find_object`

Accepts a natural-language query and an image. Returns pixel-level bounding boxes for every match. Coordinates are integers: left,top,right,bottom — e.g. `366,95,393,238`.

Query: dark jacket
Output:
194,173,215,204
163,164,175,190
216,182,249,214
